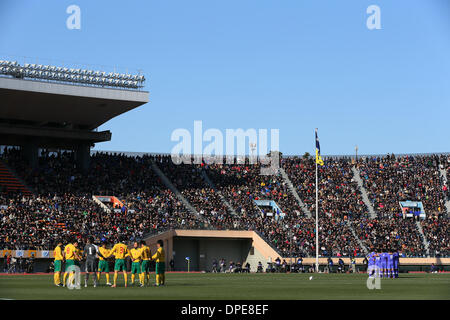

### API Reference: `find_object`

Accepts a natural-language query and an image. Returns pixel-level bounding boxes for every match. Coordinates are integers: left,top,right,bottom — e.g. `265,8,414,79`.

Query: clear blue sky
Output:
0,0,449,155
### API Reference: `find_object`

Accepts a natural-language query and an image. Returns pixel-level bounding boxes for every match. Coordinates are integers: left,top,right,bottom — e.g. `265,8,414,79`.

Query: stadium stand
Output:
0,149,448,258
358,154,446,217
0,160,31,195
421,218,449,257
0,149,202,250
282,157,368,219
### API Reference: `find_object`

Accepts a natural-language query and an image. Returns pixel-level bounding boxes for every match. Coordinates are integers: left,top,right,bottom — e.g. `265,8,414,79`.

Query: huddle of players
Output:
53,235,166,288
367,250,400,278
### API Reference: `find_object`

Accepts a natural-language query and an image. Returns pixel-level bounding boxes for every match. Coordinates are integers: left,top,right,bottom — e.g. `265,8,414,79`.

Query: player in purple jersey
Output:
380,251,388,278
393,251,400,278
387,251,394,278
367,251,376,277
375,253,382,278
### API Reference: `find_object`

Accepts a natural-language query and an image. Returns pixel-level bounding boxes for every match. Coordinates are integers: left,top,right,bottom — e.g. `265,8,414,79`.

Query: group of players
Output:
53,236,166,288
367,250,400,278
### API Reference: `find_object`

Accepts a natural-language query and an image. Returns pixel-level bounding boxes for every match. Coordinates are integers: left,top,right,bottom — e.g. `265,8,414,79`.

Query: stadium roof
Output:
0,76,149,149
0,77,149,130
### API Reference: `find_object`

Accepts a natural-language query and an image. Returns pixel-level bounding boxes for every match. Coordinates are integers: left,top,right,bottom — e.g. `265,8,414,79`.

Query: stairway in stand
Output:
0,160,32,195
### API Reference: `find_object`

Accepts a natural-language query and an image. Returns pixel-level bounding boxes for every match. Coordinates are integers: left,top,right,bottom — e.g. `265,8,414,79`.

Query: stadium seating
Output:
358,155,446,217
0,149,448,257
0,160,31,195
282,157,368,219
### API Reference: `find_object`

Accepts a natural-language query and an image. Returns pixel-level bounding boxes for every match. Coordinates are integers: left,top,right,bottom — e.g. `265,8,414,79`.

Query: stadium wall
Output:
143,230,450,272
144,230,279,272
2,237,449,273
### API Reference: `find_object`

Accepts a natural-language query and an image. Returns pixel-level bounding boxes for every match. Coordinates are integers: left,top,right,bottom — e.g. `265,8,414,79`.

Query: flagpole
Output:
315,129,319,273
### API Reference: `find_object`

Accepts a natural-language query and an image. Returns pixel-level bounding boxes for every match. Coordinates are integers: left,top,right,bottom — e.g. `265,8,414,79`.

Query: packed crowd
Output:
0,149,448,257
204,160,303,219
282,157,368,219
0,150,202,250
421,218,450,257
155,156,232,225
358,154,446,216
351,217,427,257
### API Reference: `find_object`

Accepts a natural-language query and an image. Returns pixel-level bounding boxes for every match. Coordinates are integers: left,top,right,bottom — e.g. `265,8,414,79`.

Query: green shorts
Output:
54,260,62,272
131,262,141,274
65,259,75,272
114,259,126,271
155,262,165,275
141,260,150,273
98,260,110,272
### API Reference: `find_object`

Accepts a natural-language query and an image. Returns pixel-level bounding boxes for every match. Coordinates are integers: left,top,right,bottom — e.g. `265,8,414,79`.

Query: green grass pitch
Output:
0,273,449,300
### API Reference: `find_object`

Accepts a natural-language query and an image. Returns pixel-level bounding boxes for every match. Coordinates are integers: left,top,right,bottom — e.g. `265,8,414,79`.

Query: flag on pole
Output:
315,129,324,166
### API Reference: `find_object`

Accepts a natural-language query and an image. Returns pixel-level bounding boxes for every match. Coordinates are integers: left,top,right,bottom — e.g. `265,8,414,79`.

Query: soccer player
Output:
381,249,389,278
151,240,166,286
53,240,64,286
374,252,382,278
97,242,112,286
62,239,81,287
367,250,376,277
393,250,400,278
387,251,394,278
83,236,99,287
129,241,143,287
106,236,130,288
140,240,151,286
380,251,388,278
75,242,83,267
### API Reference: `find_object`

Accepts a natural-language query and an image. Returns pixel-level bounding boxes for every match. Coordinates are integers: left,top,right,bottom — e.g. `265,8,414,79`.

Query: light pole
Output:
250,142,257,164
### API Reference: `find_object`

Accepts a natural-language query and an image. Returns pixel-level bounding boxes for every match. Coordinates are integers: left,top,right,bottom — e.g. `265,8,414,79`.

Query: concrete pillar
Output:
75,143,91,172
23,140,39,169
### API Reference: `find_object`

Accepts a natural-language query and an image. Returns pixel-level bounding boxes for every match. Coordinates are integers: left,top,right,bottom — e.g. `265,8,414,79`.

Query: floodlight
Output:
0,59,145,89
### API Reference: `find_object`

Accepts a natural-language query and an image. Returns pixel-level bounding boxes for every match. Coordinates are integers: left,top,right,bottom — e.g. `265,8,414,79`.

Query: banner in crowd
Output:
0,250,12,258
93,195,126,212
399,201,426,218
0,250,53,258
28,250,37,258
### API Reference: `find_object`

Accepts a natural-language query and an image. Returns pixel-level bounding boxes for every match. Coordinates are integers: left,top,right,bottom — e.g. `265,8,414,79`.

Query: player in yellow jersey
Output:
129,242,143,287
53,240,64,286
62,239,81,287
106,236,130,288
140,240,151,286
151,240,166,286
97,242,112,286
75,243,83,267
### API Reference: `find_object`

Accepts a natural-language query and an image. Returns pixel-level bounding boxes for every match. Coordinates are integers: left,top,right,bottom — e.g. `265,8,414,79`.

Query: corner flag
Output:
315,129,324,166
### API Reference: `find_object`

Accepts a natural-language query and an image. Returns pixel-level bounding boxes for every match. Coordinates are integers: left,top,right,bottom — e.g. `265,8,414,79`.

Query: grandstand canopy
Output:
0,76,149,149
